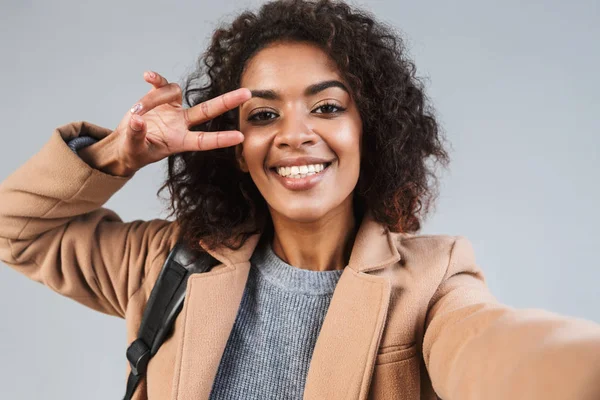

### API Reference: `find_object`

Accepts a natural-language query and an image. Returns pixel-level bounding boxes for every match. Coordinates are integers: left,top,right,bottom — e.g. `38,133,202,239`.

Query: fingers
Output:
181,130,244,152
144,70,169,90
183,88,252,126
123,113,147,162
130,82,182,116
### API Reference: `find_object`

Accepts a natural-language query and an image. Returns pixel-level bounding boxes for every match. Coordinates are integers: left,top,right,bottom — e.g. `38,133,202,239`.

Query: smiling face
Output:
237,40,363,224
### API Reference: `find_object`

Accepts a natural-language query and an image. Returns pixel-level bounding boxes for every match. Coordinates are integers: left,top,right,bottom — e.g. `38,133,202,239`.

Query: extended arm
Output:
423,236,600,400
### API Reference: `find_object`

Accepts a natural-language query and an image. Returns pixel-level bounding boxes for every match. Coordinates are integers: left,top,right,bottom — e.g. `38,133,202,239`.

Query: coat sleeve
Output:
422,236,600,400
0,121,180,318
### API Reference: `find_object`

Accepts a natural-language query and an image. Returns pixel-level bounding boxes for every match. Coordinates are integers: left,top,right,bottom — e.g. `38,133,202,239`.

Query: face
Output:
238,41,363,224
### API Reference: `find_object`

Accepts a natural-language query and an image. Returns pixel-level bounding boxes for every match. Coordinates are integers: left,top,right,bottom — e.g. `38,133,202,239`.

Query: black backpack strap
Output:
123,240,220,400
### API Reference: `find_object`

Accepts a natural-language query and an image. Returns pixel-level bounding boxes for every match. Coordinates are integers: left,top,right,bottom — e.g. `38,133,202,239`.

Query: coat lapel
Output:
170,235,260,400
303,213,401,399
303,268,391,399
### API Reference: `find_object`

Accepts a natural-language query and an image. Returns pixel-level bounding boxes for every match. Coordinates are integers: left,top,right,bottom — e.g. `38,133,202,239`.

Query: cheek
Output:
242,134,269,174
332,125,362,166
336,127,362,190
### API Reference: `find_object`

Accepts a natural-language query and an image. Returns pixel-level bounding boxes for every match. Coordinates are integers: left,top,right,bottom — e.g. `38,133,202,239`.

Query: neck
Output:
269,197,358,272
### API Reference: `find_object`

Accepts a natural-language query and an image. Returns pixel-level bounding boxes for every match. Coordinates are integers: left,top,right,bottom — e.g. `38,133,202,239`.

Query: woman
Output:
1,0,599,399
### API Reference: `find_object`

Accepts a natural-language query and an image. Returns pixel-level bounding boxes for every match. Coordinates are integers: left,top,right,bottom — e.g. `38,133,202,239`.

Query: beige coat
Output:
1,121,599,400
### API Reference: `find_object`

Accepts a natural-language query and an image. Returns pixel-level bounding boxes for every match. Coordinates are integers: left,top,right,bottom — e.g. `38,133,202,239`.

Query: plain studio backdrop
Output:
1,0,598,398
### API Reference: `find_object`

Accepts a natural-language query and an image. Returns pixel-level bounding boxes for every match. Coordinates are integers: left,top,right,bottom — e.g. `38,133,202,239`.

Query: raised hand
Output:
114,70,251,175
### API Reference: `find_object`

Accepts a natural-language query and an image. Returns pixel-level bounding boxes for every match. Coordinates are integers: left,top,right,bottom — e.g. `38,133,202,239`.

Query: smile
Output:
269,162,333,191
275,163,329,179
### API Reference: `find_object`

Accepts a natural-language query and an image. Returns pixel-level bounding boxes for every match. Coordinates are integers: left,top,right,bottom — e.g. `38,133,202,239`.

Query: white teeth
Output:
275,163,328,178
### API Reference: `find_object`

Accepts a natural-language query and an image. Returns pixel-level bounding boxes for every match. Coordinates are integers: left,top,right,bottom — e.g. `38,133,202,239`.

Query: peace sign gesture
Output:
110,71,251,176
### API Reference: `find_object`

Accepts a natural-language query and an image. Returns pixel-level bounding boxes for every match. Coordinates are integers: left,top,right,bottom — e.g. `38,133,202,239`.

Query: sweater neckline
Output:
250,240,344,295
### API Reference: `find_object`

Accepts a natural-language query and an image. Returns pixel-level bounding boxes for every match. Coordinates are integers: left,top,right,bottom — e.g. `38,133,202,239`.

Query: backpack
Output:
123,240,220,400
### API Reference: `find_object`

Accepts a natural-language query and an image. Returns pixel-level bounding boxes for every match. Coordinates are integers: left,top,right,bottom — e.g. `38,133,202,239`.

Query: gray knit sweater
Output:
208,239,343,399
67,136,344,399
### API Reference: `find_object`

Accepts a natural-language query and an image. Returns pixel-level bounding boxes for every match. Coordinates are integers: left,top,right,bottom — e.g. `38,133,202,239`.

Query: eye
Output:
247,109,278,122
313,102,346,114
247,102,346,123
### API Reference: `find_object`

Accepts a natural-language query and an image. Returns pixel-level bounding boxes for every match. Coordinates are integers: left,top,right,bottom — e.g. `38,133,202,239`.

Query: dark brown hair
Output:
157,0,450,252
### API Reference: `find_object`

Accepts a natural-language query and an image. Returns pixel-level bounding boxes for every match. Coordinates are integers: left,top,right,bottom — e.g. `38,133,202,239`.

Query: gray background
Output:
1,0,598,398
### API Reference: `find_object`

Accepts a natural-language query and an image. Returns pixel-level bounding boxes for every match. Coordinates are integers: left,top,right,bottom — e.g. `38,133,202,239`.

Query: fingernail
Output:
130,103,142,114
147,71,156,79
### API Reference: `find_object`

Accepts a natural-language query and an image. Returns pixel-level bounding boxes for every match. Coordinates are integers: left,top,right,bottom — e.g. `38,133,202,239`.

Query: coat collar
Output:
347,211,402,272
200,211,402,272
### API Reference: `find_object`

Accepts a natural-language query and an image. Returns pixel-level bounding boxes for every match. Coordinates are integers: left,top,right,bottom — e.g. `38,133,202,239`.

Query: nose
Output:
273,109,318,149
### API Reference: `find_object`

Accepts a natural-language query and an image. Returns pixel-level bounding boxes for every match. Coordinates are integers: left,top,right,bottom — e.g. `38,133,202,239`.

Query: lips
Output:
269,161,333,191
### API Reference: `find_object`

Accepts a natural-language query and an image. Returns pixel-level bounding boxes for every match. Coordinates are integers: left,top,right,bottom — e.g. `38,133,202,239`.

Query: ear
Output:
235,143,249,172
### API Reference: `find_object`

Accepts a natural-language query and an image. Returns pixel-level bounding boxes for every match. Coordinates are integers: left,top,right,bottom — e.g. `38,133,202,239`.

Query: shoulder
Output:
386,232,480,283
391,232,470,264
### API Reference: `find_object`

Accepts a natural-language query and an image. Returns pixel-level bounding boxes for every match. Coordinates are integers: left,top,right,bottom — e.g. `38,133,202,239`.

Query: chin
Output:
270,202,333,224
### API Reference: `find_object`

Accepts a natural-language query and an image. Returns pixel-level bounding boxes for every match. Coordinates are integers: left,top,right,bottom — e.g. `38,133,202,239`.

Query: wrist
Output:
78,133,137,178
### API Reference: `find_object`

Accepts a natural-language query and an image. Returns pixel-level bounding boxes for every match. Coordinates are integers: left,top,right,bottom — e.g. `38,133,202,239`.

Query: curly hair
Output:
157,0,450,253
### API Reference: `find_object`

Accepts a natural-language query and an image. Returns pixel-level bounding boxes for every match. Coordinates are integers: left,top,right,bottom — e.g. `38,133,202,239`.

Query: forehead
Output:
240,41,343,87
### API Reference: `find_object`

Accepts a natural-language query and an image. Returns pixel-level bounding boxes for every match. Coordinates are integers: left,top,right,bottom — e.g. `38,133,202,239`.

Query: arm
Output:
0,121,179,318
423,236,600,400
1,72,252,319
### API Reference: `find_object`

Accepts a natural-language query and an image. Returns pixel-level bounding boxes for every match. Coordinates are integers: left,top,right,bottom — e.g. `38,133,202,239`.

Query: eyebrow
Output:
249,80,349,100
